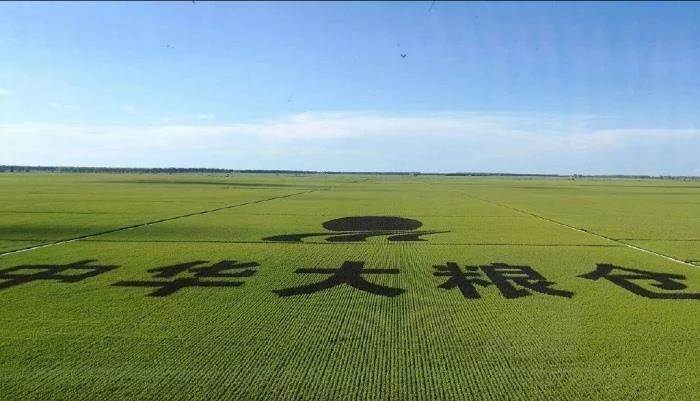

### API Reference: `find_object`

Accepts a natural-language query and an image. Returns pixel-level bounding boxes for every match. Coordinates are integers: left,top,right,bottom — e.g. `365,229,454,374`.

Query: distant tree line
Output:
0,165,697,179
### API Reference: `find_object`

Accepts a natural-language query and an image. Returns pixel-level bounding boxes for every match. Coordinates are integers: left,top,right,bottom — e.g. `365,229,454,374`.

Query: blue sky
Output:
1,1,699,174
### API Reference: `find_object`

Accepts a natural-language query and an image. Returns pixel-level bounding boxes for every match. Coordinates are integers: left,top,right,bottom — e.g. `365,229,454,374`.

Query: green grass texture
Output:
1,173,698,400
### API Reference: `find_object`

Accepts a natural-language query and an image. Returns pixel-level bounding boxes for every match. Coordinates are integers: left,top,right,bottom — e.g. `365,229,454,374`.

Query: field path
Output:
0,189,318,257
448,188,700,270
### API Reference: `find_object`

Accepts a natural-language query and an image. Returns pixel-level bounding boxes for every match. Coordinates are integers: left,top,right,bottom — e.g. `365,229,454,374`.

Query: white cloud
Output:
0,111,698,174
47,102,79,112
0,87,16,96
120,105,138,114
162,114,215,122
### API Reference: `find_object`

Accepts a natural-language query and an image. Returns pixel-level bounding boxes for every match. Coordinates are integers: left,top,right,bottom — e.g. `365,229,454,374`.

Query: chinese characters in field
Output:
579,264,700,300
0,259,117,290
274,260,404,297
1,259,698,301
433,262,573,299
112,260,259,297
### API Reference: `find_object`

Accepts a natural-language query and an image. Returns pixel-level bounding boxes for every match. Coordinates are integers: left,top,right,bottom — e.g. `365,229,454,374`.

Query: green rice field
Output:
0,173,698,400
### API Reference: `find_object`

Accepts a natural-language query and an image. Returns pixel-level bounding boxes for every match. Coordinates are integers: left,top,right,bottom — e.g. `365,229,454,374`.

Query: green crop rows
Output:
1,173,698,400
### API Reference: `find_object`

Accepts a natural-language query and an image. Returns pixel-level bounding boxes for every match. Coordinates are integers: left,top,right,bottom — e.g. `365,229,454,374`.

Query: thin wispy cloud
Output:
120,105,140,115
0,87,16,96
47,102,79,112
162,114,216,123
120,105,159,121
1,111,698,174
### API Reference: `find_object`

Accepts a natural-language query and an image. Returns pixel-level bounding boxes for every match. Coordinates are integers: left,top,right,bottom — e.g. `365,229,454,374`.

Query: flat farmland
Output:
0,173,698,401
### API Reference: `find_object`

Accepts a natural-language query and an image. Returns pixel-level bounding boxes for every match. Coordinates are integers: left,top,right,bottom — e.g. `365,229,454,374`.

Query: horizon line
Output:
2,165,698,180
